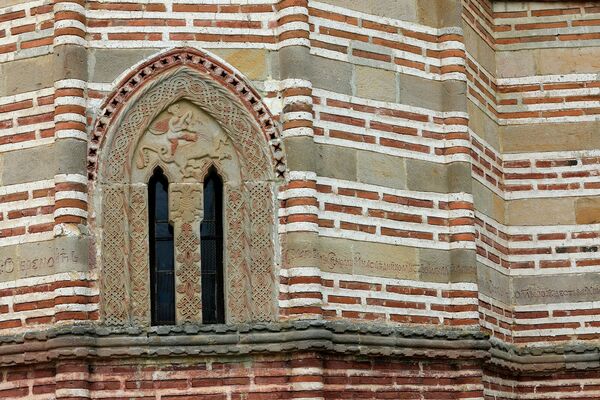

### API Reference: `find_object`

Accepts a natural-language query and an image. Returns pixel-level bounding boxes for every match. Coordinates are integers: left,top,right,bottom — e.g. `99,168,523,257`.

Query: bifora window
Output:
149,167,225,325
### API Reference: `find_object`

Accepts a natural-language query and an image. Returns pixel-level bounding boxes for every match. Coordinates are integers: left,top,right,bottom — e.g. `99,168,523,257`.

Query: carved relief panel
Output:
99,70,278,327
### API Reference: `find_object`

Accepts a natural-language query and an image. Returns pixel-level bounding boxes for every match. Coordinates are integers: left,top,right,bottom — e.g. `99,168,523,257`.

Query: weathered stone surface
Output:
468,101,500,150
477,262,511,305
575,197,600,224
354,65,396,103
405,158,447,192
496,50,535,78
1,54,55,95
472,181,505,223
0,145,57,185
513,273,600,306
447,162,473,194
416,0,462,28
535,47,600,75
213,49,271,81
357,151,406,189
89,48,158,83
319,0,418,21
285,136,316,171
0,238,88,282
282,232,320,268
500,121,600,153
56,139,87,175
399,74,466,112
464,24,497,77
319,237,419,280
316,144,357,181
506,198,575,226
419,248,477,283
54,45,88,81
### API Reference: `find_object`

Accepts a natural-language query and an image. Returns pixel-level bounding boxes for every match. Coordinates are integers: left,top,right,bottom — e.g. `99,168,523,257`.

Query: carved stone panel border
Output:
128,184,151,325
101,184,130,325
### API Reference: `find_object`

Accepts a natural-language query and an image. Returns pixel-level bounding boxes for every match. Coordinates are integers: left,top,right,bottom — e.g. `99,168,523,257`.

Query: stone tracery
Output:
94,49,281,326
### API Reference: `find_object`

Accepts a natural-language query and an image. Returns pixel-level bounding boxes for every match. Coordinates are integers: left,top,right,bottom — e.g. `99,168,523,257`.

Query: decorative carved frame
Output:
90,49,283,326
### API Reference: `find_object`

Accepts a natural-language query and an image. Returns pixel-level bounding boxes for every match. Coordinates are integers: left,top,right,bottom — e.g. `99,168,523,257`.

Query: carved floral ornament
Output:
94,50,282,326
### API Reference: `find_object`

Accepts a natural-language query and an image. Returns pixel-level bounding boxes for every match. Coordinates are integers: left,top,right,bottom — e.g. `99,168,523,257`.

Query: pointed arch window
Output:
201,168,225,324
148,168,176,325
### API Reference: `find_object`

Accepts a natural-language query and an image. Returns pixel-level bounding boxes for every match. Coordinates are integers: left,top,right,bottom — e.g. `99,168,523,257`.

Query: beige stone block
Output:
513,273,600,306
1,145,57,185
472,181,505,224
319,0,418,21
500,121,600,153
464,24,497,75
212,48,270,81
575,197,600,224
535,47,600,75
418,248,477,283
399,74,466,112
319,237,419,279
496,50,535,78
477,262,511,305
468,101,500,151
282,232,319,268
354,65,396,103
1,54,55,95
0,237,88,283
54,45,88,81
405,158,447,192
316,144,357,181
285,136,316,171
506,198,575,226
416,0,462,28
356,151,406,190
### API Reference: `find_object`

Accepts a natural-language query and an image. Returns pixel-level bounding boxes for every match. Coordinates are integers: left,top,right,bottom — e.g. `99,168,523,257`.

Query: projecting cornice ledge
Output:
0,320,490,367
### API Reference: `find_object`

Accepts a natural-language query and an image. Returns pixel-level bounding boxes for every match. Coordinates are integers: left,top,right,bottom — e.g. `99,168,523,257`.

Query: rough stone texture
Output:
89,48,158,83
319,0,418,22
0,145,57,185
0,54,55,95
500,121,600,153
354,65,397,103
506,198,576,226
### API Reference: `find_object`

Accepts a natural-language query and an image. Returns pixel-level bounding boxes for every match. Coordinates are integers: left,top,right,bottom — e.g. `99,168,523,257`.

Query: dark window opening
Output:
149,167,176,325
201,168,225,324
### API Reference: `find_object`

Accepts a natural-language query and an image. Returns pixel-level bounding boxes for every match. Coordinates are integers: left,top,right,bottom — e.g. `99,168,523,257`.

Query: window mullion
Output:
169,183,204,324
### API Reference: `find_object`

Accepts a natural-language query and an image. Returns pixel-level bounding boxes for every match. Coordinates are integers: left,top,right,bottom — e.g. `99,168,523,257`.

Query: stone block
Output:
54,45,88,81
447,162,472,194
316,144,357,181
535,47,600,75
1,145,57,185
354,65,397,103
506,198,575,226
468,101,500,150
282,231,319,268
56,138,87,175
357,151,406,190
416,0,462,28
318,0,418,22
418,248,477,283
213,48,270,81
496,50,535,78
319,237,419,279
472,181,505,224
0,237,88,283
464,24,497,75
513,273,600,306
285,136,316,171
1,54,55,96
398,73,443,111
500,121,600,153
477,262,510,305
405,158,447,192
89,48,158,83
575,197,600,224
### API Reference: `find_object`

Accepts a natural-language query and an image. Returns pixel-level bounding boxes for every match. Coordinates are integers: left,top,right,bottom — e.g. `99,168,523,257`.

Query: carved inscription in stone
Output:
170,183,203,324
128,184,151,326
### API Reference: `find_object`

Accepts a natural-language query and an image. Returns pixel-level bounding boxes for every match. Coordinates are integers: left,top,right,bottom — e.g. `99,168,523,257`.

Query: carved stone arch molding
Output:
89,48,284,326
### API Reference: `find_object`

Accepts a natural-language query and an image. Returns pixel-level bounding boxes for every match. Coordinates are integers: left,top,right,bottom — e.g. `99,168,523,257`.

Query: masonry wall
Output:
1,0,600,399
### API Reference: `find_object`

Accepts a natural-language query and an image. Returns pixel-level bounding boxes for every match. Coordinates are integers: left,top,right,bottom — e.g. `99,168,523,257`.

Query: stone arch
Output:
91,48,283,326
